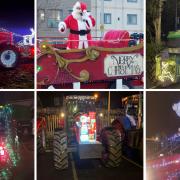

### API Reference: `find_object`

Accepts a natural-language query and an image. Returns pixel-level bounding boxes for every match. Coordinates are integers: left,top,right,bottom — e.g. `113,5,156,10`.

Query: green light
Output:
37,65,42,72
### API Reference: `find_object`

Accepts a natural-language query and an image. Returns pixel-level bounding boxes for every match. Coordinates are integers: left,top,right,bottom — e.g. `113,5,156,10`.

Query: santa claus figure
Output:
58,1,96,49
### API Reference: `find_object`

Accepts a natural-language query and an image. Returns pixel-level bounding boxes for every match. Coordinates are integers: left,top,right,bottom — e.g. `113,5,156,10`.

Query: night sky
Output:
0,92,34,104
0,0,34,35
38,91,140,108
147,91,180,137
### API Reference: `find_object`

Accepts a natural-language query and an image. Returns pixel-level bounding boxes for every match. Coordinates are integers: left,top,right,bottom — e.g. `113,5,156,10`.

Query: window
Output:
47,10,63,28
68,9,73,14
104,13,111,24
127,14,137,25
127,0,137,2
38,9,45,22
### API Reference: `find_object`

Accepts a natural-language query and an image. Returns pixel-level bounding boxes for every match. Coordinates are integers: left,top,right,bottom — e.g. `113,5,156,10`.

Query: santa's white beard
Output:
72,10,82,20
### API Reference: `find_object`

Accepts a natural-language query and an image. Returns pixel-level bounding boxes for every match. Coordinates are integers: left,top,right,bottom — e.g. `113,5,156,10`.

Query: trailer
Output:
0,28,34,68
37,30,144,89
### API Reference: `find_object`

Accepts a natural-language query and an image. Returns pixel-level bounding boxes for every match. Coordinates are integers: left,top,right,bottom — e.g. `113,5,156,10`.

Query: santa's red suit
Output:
58,1,95,49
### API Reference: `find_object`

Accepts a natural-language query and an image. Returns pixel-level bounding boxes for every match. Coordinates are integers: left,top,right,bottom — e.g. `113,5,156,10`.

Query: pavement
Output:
37,152,143,180
0,61,34,89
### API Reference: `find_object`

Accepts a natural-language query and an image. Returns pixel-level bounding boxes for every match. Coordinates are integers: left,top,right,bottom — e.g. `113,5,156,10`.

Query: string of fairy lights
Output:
0,104,20,179
0,28,23,38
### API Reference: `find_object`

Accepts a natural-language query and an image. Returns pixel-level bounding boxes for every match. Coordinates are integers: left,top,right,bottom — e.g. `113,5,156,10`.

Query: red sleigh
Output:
37,30,144,89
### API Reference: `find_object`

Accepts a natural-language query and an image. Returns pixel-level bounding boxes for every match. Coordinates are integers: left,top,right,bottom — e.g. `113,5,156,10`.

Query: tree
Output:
147,0,166,43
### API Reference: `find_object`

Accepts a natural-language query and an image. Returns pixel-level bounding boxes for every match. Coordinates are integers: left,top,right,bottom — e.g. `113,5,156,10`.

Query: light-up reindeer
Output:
23,28,35,46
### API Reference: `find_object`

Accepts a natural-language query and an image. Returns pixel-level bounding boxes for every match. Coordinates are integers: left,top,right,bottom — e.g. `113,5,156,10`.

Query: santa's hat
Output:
73,1,87,13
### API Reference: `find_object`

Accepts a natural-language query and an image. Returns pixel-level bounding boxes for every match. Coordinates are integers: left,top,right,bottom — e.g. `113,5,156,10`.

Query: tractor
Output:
0,28,34,69
37,93,143,170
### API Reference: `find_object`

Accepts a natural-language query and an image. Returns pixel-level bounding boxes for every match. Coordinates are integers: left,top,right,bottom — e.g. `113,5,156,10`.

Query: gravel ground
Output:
0,62,34,89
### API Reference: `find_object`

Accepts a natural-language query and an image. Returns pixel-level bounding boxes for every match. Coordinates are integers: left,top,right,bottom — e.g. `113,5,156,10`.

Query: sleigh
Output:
37,30,144,89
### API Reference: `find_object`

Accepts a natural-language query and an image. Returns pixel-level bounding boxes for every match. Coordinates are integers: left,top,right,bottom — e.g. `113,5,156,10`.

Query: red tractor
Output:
0,29,34,68
37,94,143,170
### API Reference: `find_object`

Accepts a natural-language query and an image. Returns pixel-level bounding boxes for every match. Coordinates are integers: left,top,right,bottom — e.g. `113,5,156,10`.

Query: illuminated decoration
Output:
66,95,96,101
78,112,96,143
156,56,176,82
0,28,34,46
37,65,42,73
150,158,180,169
80,115,89,142
22,28,35,46
66,95,96,143
172,101,180,117
0,104,20,179
0,146,5,155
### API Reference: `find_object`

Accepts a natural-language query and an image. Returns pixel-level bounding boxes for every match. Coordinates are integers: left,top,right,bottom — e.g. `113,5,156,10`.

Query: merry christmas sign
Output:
104,53,143,77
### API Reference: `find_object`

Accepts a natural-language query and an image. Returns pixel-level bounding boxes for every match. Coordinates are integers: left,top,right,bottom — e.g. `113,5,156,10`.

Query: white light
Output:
172,102,180,117
0,149,4,156
61,112,65,118
80,134,89,142
99,113,103,117
159,154,164,157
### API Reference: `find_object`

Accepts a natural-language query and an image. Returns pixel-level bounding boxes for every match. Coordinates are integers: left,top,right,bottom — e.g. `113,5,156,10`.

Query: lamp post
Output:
107,91,111,126
175,0,178,31
100,0,104,38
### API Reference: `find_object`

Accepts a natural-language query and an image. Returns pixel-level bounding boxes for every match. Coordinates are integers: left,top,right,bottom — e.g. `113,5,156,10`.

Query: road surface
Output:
38,152,143,180
0,61,34,89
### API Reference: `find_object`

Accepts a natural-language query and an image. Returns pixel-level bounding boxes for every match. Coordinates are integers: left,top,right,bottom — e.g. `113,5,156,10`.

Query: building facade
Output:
37,0,91,37
91,0,144,37
37,0,144,38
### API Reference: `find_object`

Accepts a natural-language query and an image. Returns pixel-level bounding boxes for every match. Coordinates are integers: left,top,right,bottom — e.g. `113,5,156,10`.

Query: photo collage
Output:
0,0,180,179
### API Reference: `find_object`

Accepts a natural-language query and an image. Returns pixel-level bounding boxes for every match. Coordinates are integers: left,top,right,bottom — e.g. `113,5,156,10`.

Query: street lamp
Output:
175,0,178,31
99,113,103,117
60,112,65,118
94,93,99,99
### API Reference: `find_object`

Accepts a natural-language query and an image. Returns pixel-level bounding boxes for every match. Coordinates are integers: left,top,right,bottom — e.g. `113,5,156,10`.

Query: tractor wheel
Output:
101,127,122,167
0,47,18,68
53,128,68,170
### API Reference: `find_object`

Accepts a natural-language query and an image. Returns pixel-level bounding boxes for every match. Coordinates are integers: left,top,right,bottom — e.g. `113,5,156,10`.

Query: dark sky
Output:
0,0,34,35
0,92,34,104
38,91,140,108
147,91,180,137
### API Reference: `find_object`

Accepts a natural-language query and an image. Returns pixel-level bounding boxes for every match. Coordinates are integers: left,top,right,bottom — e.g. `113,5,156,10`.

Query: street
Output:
0,61,34,89
11,136,34,180
37,152,143,180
